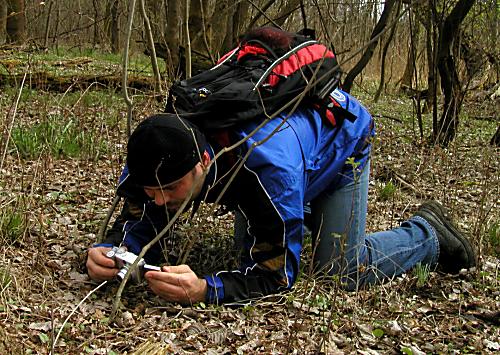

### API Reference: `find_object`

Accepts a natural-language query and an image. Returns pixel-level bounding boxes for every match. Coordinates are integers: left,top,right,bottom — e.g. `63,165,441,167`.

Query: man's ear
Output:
201,150,211,167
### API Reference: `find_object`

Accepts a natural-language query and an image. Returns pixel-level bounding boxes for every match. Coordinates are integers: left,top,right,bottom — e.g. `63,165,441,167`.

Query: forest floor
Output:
0,50,499,354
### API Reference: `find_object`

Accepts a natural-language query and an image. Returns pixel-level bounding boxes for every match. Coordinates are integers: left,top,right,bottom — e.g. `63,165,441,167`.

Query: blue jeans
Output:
234,161,439,290
309,161,439,290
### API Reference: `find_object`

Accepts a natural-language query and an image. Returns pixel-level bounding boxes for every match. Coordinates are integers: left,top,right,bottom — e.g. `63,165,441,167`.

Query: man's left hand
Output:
145,265,207,305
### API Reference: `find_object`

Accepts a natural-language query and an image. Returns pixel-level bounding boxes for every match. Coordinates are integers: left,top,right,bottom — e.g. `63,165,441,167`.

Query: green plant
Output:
0,266,12,291
0,207,25,244
488,222,500,256
414,262,430,288
378,181,397,201
11,117,108,160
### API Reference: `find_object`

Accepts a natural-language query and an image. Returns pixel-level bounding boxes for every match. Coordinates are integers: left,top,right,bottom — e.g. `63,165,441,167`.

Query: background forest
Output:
0,0,498,354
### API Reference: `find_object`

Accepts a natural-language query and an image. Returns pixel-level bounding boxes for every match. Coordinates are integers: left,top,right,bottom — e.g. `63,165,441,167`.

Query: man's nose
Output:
154,190,169,206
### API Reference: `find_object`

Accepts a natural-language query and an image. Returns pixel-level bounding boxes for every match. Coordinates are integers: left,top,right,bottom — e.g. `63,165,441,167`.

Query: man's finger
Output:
161,264,192,274
89,247,116,268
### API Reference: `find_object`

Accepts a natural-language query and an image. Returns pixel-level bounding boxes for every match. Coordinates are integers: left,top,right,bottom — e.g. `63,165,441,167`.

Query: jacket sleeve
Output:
94,172,170,264
204,158,305,305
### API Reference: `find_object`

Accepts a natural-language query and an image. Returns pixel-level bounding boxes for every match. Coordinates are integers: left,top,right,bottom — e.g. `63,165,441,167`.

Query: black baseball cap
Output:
126,114,207,187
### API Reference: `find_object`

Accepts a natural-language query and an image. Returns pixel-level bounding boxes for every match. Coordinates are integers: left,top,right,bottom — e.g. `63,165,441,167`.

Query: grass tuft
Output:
0,206,26,245
10,116,108,160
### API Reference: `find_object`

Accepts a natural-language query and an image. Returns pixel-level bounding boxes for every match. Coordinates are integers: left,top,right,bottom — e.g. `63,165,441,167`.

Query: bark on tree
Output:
92,0,99,47
247,0,277,30
44,0,54,48
106,0,120,53
6,0,26,44
375,0,401,102
343,0,398,93
434,0,476,146
424,0,438,116
0,0,7,44
139,0,162,92
400,5,420,89
189,0,206,51
211,0,229,55
273,0,301,27
221,6,235,53
232,1,250,45
165,0,181,74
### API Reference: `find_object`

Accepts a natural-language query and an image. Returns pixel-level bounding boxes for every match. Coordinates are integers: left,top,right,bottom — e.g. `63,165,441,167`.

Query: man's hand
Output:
86,247,119,281
145,265,207,305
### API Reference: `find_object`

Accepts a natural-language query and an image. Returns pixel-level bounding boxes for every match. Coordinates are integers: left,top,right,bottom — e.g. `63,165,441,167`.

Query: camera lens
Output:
117,264,130,279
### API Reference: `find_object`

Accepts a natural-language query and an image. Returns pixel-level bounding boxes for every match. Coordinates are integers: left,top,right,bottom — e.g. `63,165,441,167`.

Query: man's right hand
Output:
86,247,119,281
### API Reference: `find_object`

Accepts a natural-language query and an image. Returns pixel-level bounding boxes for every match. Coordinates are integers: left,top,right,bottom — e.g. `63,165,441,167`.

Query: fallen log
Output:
0,72,156,92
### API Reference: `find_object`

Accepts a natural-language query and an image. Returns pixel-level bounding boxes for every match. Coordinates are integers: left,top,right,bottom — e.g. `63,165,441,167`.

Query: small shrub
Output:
0,207,26,244
488,222,500,256
378,181,397,201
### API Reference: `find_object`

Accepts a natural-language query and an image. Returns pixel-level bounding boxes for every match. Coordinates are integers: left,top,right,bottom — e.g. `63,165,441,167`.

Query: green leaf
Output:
38,332,50,344
401,347,413,355
372,328,384,338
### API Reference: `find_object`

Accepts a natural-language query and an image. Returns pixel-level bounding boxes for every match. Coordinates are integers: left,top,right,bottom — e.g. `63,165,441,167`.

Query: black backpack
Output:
165,27,354,137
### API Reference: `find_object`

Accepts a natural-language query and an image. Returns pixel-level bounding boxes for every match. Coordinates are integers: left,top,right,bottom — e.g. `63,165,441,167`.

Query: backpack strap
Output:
253,40,318,90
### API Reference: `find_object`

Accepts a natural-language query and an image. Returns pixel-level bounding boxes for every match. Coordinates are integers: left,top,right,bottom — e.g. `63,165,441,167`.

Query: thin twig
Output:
122,0,136,138
0,71,27,173
139,0,162,93
50,281,108,354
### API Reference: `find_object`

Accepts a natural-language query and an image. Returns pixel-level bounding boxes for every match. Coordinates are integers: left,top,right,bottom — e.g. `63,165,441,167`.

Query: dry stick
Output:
50,281,108,355
139,0,162,93
185,0,192,79
96,195,121,243
0,72,27,173
122,0,136,138
246,0,282,30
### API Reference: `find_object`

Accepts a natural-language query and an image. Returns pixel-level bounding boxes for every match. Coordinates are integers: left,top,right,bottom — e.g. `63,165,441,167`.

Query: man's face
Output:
143,162,206,211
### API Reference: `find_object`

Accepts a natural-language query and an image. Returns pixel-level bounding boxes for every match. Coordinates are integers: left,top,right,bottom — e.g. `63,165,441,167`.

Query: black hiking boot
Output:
415,201,476,273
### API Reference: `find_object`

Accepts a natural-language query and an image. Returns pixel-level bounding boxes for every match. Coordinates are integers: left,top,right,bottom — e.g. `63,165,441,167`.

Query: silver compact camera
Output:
106,246,161,283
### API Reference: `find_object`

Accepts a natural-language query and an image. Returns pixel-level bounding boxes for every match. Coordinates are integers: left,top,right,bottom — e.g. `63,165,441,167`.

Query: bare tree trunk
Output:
123,0,136,138
44,0,54,48
6,0,26,44
400,5,419,89
184,0,191,78
434,0,476,146
189,0,205,51
165,0,181,75
424,0,438,116
106,0,120,53
273,0,301,27
0,0,8,44
343,0,398,93
232,1,249,45
221,6,235,53
53,0,60,49
92,0,99,47
375,0,401,102
247,0,277,30
211,0,229,55
140,0,162,92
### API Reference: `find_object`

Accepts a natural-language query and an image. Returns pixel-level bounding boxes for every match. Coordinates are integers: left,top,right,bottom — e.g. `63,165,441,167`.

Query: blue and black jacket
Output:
98,89,374,304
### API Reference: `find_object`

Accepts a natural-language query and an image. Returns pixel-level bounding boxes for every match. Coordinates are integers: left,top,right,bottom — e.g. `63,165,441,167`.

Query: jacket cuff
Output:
204,274,224,304
91,243,114,248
